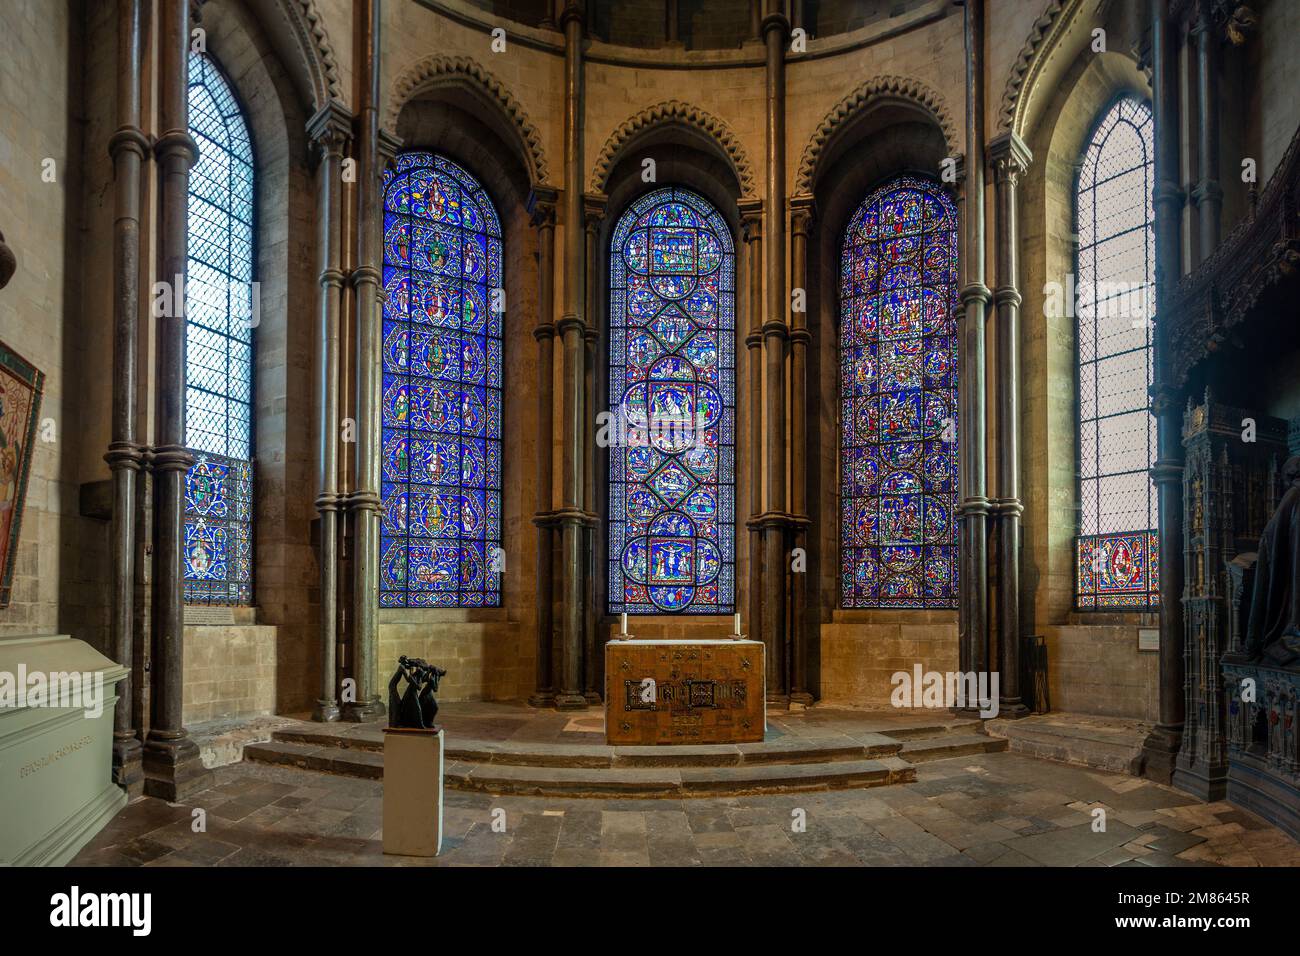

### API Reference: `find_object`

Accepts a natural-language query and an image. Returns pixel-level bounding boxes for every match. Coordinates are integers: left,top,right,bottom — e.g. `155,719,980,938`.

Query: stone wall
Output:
182,623,279,724
1043,625,1159,722
378,614,523,702
819,613,958,708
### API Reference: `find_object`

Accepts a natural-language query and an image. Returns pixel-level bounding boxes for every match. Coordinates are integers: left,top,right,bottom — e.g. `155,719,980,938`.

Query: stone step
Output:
265,726,902,768
896,733,1008,763
984,717,1145,775
244,740,915,796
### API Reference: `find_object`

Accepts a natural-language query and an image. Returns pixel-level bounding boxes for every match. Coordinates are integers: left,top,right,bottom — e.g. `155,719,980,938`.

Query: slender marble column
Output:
343,0,385,721
740,199,764,650
107,0,147,793
988,132,1031,718
556,1,588,710
1192,3,1222,259
761,2,790,701
528,191,558,707
789,196,814,705
144,0,209,801
1142,0,1187,782
958,0,991,701
308,102,351,722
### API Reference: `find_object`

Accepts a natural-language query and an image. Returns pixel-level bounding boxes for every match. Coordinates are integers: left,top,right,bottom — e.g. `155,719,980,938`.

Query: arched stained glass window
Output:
608,186,735,614
1074,97,1159,609
839,176,959,609
183,51,254,605
379,152,503,608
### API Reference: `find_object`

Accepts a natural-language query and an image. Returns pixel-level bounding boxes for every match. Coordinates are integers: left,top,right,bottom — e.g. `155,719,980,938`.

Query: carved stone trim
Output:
589,100,757,199
996,0,1085,136
275,0,344,109
794,75,959,195
387,54,552,188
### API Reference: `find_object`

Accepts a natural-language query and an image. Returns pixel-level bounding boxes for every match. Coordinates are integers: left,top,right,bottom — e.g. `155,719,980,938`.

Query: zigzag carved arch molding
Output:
387,55,553,188
273,0,345,110
997,0,1086,136
589,100,757,199
794,75,959,196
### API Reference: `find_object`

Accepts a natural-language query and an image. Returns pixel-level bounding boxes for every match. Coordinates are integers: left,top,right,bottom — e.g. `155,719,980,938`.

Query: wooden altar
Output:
604,638,765,745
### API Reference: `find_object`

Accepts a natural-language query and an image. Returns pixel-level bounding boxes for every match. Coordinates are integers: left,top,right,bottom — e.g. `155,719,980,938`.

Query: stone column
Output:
308,102,351,722
107,0,147,794
528,190,558,707
789,195,814,705
988,132,1031,718
555,1,588,710
1192,2,1222,259
583,194,605,702
144,0,209,801
1142,0,1187,782
761,2,790,702
343,0,385,721
740,199,764,651
957,0,991,698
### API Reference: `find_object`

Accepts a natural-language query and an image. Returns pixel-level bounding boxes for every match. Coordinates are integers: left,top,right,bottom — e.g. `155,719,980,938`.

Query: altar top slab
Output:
606,638,760,646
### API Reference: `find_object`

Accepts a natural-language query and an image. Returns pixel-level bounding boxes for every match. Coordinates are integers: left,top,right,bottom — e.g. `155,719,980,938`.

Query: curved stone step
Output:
244,739,915,796
896,734,1008,763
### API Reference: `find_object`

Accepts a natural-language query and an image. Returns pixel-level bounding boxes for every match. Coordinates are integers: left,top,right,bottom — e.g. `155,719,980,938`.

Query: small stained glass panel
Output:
380,152,503,608
184,51,255,606
839,177,959,609
608,187,736,614
1075,97,1158,610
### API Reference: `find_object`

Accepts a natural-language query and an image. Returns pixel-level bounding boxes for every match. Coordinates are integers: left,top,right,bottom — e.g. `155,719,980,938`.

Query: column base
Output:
112,737,144,799
996,699,1030,719
766,693,791,709
527,691,556,708
1139,724,1183,784
142,733,211,802
341,697,386,723
789,691,814,708
312,699,341,722
554,692,588,711
583,691,602,705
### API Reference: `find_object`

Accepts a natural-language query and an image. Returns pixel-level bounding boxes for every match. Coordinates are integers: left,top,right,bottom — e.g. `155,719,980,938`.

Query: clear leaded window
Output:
608,186,736,614
1075,96,1159,609
183,51,254,606
379,152,504,608
839,176,959,609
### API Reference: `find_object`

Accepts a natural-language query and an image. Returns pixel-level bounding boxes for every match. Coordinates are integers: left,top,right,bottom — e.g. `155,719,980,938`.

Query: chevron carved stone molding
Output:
996,0,1085,136
794,75,959,195
388,55,552,188
589,100,757,199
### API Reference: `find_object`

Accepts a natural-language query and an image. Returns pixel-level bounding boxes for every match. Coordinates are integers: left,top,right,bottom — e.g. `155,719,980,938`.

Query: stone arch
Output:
997,0,1089,138
588,100,757,199
794,75,959,197
270,0,344,111
387,55,552,188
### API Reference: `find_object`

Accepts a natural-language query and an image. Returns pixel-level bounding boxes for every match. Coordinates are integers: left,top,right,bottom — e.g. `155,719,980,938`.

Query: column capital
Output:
988,131,1032,182
151,444,195,474
789,194,816,236
104,440,145,472
583,192,608,229
108,126,151,161
761,10,790,37
154,129,198,166
528,186,559,226
740,197,764,242
378,128,403,170
306,99,353,154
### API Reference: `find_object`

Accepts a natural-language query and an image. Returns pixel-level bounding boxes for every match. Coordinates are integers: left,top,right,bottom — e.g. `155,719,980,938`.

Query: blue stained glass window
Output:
183,51,254,605
379,152,503,608
608,186,736,615
1074,96,1159,609
839,176,959,609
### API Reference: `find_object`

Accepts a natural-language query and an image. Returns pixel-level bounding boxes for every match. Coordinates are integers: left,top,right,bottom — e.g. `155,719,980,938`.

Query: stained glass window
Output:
839,176,959,609
183,51,254,605
608,186,735,614
1074,97,1159,609
379,152,503,608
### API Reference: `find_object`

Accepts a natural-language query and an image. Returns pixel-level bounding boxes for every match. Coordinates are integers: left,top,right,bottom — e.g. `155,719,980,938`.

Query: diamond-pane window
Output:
183,51,255,606
1075,96,1159,609
838,177,959,608
608,187,736,614
379,152,504,608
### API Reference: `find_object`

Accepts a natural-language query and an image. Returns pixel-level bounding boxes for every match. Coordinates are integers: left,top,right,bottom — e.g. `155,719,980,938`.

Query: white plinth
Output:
382,727,444,857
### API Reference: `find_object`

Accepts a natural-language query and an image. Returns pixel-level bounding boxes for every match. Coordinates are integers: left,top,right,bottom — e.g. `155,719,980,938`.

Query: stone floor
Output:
71,751,1300,867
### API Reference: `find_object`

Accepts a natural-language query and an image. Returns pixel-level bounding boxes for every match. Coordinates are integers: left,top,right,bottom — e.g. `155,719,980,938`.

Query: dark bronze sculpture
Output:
387,656,448,729
1244,455,1300,668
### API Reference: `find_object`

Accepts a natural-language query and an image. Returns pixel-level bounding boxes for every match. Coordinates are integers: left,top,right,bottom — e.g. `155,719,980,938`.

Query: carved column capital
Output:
789,194,816,237
583,192,607,231
378,128,403,172
307,99,353,156
988,131,1032,184
740,197,764,243
528,186,559,228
